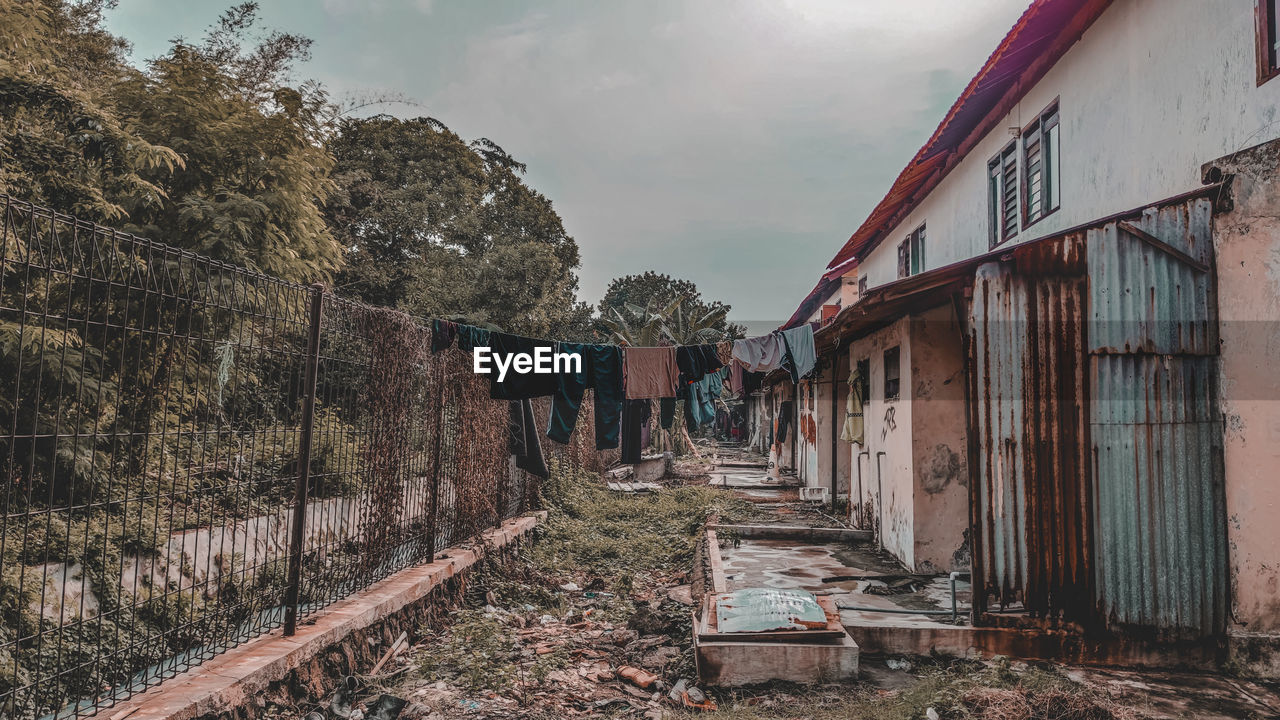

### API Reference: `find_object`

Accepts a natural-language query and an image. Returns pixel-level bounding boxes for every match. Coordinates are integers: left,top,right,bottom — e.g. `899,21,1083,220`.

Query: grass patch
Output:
532,463,755,581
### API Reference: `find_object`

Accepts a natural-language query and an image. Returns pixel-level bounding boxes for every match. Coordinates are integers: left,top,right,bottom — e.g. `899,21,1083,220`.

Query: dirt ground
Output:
280,448,1280,720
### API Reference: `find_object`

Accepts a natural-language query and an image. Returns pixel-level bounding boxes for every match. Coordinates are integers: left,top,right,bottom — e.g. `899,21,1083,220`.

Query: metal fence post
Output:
284,283,324,636
424,362,446,562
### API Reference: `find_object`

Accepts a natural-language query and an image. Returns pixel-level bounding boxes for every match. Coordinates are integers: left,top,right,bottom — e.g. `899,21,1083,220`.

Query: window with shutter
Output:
909,224,925,276
988,141,1018,247
897,238,910,279
1259,0,1279,85
1022,101,1060,226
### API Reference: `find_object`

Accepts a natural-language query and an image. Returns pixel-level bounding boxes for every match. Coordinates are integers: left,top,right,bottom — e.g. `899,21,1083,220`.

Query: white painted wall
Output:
849,318,915,569
859,0,1280,288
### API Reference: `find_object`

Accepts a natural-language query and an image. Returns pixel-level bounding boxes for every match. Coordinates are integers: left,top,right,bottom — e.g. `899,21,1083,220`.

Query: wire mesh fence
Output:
0,196,580,720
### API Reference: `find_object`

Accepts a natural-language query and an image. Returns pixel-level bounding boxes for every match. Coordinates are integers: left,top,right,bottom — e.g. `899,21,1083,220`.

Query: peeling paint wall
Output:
858,0,1280,289
1206,140,1280,643
849,318,915,569
909,304,970,573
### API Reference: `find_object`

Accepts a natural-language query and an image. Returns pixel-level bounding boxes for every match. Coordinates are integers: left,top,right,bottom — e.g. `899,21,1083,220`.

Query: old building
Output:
758,0,1280,670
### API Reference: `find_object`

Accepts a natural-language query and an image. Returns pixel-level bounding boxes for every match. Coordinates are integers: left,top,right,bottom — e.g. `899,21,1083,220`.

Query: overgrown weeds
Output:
532,463,754,580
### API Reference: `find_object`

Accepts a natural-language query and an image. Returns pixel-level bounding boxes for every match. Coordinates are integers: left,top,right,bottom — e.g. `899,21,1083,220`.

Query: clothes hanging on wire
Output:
623,346,679,399
509,399,548,479
431,319,458,353
841,362,865,445
780,324,817,383
547,343,624,450
457,324,490,353
684,366,725,430
715,341,734,368
676,343,723,386
487,332,560,400
729,359,745,395
620,399,651,464
732,334,787,373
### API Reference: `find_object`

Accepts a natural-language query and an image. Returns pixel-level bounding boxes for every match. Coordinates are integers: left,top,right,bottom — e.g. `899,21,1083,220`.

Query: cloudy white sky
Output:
106,0,1028,325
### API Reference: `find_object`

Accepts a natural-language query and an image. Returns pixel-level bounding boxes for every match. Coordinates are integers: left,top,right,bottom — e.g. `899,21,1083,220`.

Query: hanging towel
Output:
623,346,679,399
431,319,457,353
715,341,734,367
732,334,787,373
729,359,745,395
841,362,865,445
780,325,817,383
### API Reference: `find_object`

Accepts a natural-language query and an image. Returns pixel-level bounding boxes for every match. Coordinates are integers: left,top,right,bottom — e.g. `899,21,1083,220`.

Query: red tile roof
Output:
824,0,1113,270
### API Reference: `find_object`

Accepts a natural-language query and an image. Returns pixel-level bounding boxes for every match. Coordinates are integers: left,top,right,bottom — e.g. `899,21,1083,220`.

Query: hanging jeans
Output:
547,343,623,450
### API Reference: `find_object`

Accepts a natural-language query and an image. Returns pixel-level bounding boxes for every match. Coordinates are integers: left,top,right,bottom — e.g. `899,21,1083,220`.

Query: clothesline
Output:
426,317,818,475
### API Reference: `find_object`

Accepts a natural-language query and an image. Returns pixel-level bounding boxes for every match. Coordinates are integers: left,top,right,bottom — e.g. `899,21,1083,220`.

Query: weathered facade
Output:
763,0,1280,668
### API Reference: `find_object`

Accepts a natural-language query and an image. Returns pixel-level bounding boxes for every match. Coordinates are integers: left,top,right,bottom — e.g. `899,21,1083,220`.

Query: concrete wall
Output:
907,305,970,573
858,0,1280,289
1205,140,1280,663
848,318,915,569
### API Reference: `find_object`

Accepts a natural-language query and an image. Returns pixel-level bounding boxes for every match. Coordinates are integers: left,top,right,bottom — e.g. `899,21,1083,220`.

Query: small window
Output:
896,224,926,279
910,224,925,275
1022,102,1060,226
883,346,900,402
1259,0,1279,85
988,141,1018,247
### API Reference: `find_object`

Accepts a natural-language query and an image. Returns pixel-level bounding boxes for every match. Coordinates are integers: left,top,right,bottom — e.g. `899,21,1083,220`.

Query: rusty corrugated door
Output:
969,236,1094,620
1088,199,1227,638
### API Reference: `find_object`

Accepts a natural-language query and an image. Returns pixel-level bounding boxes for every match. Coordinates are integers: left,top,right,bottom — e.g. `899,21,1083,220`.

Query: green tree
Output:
326,115,591,337
0,0,180,220
116,3,341,283
597,271,744,341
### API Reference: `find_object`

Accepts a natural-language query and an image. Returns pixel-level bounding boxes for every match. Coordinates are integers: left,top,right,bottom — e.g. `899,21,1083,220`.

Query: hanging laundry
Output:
729,359,745,395
732,334,787,373
715,340,734,368
431,319,458,353
547,343,624,450
676,343,723,386
510,399,548,479
658,397,676,430
457,324,490,352
780,324,817,383
620,399,651,464
841,362,865,445
487,332,560,400
776,400,794,444
684,366,725,430
623,346,679,399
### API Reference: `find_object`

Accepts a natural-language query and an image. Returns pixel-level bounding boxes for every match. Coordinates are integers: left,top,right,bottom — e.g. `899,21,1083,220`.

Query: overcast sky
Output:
106,0,1027,325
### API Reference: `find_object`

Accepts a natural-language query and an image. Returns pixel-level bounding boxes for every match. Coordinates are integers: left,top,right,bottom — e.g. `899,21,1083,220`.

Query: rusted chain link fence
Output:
0,196,614,720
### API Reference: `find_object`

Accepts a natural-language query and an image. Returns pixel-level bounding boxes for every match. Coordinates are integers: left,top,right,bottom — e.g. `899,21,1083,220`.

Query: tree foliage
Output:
597,271,744,342
326,115,592,337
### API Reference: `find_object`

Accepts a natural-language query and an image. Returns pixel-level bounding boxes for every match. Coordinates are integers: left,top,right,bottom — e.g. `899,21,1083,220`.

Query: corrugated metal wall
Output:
1087,199,1227,638
970,235,1094,619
